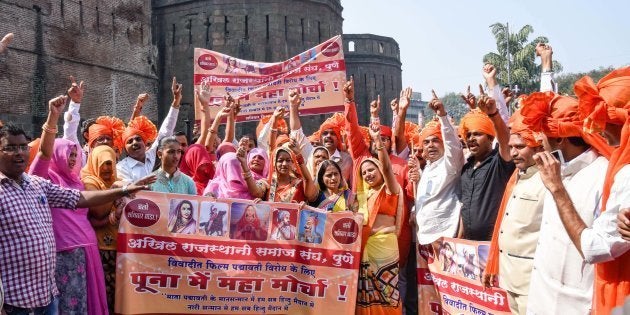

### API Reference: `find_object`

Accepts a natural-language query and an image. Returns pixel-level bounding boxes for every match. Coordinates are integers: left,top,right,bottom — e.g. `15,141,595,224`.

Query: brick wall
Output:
0,0,158,138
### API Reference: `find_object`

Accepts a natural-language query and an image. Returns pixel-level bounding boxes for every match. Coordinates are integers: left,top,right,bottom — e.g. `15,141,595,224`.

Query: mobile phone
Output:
550,150,565,164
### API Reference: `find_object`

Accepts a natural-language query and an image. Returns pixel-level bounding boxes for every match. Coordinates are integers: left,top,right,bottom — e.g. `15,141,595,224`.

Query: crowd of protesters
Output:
1,31,629,315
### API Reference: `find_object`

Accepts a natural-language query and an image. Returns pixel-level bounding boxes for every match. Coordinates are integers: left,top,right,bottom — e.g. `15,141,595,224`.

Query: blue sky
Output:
342,0,630,100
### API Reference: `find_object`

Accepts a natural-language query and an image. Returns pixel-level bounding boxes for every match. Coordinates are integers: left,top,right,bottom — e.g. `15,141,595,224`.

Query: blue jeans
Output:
3,296,58,315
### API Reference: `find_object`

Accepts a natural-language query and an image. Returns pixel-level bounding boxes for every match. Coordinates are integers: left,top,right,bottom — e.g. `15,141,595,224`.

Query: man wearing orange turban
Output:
117,89,182,182
482,109,545,314
570,66,630,314
412,94,465,248
459,66,515,242
287,90,353,187
518,90,610,314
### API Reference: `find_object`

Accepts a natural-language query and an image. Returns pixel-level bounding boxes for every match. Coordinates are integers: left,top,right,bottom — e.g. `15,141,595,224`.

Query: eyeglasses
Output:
0,145,30,154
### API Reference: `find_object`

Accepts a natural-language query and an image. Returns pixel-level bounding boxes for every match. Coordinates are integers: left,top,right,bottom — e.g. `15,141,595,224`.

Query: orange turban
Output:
418,119,442,144
520,92,612,158
459,109,496,140
508,109,538,147
319,113,345,151
308,130,321,144
256,114,288,138
575,66,630,133
404,121,420,142
122,116,158,146
573,68,630,314
87,116,125,151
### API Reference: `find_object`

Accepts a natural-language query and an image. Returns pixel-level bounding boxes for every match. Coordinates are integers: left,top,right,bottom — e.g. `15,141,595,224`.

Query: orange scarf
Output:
574,67,630,314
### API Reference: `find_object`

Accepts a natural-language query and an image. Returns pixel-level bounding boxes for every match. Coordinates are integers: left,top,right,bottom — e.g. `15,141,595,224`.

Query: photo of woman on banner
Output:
270,209,298,241
199,201,229,236
230,202,270,241
438,240,458,275
167,199,198,234
297,210,325,244
225,57,244,74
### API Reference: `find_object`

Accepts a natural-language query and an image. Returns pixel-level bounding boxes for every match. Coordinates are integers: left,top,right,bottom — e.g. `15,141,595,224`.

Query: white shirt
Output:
527,149,608,315
581,164,630,263
62,100,88,166
117,106,179,182
414,116,465,245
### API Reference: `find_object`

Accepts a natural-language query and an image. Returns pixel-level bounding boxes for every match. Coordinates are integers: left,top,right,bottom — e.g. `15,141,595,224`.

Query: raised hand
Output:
195,81,212,106
67,76,85,103
460,85,476,109
343,76,355,102
502,87,514,104
287,136,302,155
390,98,399,115
368,121,381,143
49,95,68,117
536,43,553,71
369,95,381,118
399,87,412,111
272,106,286,122
476,84,497,115
171,77,183,107
236,146,248,167
482,64,497,80
0,33,14,54
288,88,302,108
428,89,447,117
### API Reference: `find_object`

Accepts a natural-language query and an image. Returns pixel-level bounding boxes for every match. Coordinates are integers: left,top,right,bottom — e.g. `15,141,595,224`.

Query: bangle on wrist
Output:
42,123,58,134
487,110,499,118
295,154,305,165
271,129,278,133
108,211,119,225
122,184,130,196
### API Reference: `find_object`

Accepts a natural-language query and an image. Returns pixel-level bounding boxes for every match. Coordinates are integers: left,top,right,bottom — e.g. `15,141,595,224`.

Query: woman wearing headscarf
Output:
231,146,269,199
80,145,120,314
180,144,215,195
29,96,108,314
204,152,252,199
355,122,404,315
311,159,356,213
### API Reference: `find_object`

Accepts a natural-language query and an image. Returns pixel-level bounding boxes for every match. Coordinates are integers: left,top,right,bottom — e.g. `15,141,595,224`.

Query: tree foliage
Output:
483,23,562,94
440,92,469,124
555,66,615,96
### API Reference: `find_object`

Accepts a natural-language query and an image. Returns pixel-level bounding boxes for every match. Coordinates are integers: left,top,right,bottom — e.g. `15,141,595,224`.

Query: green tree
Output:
439,92,469,124
555,66,615,96
483,23,562,94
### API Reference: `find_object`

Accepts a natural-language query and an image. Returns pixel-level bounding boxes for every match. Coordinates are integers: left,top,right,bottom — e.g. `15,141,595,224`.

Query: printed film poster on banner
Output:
115,191,362,314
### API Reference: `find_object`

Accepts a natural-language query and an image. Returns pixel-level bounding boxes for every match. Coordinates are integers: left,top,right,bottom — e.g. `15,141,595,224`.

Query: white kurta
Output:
527,149,608,315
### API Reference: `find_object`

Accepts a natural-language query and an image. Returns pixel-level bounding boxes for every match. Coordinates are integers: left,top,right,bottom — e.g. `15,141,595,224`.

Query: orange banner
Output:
193,35,346,122
416,238,511,315
115,191,362,314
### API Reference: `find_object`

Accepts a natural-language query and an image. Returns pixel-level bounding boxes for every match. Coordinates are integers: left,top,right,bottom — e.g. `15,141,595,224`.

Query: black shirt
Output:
459,147,515,241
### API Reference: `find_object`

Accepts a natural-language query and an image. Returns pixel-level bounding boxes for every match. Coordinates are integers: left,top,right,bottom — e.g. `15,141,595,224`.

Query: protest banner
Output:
115,191,362,314
417,237,511,315
193,35,346,122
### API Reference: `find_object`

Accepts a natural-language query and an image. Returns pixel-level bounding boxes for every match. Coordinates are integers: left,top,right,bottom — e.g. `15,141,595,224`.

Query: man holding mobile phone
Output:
520,91,611,314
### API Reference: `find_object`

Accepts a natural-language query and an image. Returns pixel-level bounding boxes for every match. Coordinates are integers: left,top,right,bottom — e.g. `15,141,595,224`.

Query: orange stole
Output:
484,170,518,276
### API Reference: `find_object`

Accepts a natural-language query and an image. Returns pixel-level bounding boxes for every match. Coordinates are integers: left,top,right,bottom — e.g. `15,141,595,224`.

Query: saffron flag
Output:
115,191,361,314
193,35,346,122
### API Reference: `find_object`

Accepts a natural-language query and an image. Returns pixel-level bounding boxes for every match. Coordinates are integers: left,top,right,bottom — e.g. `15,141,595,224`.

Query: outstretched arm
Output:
343,77,369,159
477,83,510,162
63,76,84,144
536,43,557,93
195,82,212,146
393,87,412,154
